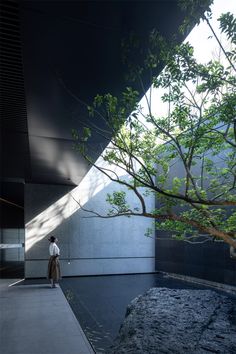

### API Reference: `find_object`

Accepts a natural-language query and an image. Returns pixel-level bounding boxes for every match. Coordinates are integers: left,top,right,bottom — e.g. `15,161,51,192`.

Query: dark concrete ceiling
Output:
1,0,187,188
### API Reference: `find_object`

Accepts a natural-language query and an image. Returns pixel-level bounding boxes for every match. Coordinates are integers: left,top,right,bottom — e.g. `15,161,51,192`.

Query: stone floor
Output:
0,279,94,354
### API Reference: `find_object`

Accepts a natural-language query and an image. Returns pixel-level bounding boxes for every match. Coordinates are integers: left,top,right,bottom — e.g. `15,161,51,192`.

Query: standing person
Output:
48,236,61,288
230,245,236,260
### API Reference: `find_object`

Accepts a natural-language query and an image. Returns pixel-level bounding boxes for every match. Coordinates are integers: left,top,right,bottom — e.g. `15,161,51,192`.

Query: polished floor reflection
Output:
0,261,24,278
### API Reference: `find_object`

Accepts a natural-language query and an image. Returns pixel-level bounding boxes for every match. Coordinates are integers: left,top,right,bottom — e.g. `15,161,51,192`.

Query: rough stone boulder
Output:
109,288,236,354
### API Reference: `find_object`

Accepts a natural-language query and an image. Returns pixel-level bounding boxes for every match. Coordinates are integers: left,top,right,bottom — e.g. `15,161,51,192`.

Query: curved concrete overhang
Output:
1,0,191,189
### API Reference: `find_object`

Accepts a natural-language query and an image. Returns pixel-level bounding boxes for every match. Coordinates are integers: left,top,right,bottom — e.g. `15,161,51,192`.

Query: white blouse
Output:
49,243,60,256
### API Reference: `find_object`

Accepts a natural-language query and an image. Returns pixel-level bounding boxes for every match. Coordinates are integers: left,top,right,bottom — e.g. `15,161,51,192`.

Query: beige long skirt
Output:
47,256,61,281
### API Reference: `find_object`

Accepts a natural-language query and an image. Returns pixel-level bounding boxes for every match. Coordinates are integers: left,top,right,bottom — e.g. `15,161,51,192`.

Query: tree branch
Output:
204,15,236,73
69,196,236,247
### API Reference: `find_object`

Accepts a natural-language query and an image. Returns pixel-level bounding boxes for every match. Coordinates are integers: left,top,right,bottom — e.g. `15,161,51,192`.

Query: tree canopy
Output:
72,0,236,248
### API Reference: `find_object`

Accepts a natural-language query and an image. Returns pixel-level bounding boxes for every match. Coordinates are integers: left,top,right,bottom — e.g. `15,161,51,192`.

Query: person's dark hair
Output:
48,236,56,243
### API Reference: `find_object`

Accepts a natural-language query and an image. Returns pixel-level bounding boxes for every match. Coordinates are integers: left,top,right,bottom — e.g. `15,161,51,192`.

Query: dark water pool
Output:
59,273,236,353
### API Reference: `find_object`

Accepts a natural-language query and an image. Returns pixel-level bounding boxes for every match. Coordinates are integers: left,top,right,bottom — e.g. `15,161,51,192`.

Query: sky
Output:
187,0,236,63
139,0,236,118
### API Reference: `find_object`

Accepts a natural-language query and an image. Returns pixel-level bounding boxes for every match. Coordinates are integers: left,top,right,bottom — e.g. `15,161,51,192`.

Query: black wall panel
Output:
155,236,236,286
0,182,24,228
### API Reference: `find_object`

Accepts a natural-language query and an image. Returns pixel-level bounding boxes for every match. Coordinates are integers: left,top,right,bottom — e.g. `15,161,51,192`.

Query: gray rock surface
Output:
109,288,236,354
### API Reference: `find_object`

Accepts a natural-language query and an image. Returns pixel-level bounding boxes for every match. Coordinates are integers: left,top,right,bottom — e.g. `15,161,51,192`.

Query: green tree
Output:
72,1,236,248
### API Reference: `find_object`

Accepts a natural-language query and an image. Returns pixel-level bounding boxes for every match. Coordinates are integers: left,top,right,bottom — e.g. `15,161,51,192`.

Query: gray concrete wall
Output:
25,163,155,278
